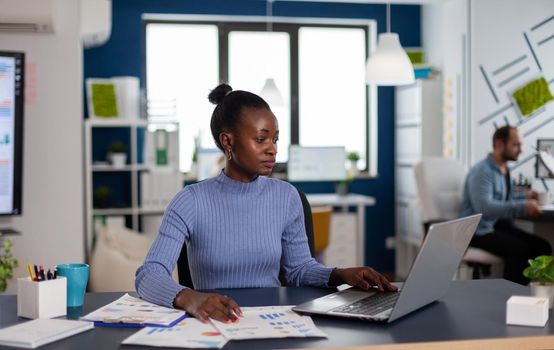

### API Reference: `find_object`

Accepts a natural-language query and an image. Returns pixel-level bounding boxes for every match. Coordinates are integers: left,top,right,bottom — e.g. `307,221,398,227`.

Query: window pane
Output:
228,31,291,163
299,27,367,170
146,23,219,172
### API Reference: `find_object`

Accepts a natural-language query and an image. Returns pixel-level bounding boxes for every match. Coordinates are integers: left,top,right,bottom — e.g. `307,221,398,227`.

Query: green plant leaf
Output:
543,264,554,283
524,266,541,279
524,255,554,282
0,238,18,292
535,255,553,268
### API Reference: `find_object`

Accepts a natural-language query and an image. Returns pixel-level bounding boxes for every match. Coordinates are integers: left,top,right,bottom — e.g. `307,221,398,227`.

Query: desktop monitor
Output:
536,139,554,179
287,145,346,181
0,51,24,215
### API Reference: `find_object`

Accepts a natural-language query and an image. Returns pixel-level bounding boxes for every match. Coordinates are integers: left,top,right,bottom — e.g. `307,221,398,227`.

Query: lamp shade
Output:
365,33,415,86
260,78,284,106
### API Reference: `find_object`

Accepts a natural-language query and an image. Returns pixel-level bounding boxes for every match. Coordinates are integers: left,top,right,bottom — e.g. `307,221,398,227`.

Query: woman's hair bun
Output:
208,83,233,105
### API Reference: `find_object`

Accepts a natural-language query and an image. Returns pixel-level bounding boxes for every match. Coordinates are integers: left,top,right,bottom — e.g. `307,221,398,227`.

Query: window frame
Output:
142,14,378,175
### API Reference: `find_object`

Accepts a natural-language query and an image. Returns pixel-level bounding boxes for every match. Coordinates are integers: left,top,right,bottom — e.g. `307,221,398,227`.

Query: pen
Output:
46,269,52,280
33,265,39,281
27,264,35,281
39,266,45,281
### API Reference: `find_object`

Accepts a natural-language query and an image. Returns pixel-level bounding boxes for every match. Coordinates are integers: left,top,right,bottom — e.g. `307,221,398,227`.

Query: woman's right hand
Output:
174,289,242,323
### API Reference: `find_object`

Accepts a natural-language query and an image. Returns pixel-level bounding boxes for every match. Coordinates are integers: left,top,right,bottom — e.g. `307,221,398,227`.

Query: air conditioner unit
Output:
80,0,112,49
0,0,56,33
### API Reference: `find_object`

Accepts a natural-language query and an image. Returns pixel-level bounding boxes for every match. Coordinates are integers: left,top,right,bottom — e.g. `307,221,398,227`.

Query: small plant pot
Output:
108,152,127,168
529,281,554,308
335,181,350,196
349,160,359,176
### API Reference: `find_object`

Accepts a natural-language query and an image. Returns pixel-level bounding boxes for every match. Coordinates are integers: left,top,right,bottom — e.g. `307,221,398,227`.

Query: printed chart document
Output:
0,318,94,349
211,306,327,340
81,293,187,327
122,319,228,349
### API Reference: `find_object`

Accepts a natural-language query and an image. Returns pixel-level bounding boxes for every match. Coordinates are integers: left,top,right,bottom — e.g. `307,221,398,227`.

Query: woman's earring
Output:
227,150,232,161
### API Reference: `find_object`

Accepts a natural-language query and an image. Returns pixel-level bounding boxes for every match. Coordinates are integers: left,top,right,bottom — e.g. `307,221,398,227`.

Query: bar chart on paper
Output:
210,306,327,340
122,319,228,349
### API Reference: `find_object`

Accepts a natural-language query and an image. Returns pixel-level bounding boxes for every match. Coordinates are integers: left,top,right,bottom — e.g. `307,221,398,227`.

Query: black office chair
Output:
177,188,316,288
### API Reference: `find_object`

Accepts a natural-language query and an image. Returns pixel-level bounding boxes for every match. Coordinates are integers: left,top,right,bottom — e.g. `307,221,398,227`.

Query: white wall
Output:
470,0,554,188
0,0,84,293
423,0,554,189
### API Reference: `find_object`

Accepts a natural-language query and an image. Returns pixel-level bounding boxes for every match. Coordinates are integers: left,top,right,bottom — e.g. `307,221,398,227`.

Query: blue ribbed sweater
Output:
135,171,333,307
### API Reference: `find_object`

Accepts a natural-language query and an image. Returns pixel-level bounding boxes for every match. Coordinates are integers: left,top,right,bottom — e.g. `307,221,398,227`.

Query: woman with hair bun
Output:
136,83,396,323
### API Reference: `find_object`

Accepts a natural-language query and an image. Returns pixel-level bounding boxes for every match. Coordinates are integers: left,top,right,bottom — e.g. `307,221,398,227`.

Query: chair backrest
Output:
177,188,316,288
311,207,332,254
414,157,466,222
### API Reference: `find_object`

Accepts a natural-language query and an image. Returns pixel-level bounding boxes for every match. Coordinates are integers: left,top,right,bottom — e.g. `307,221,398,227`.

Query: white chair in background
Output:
89,225,177,292
414,157,503,279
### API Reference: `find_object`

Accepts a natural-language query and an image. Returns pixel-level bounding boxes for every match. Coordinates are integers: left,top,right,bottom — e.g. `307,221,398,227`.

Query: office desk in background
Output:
306,193,375,267
516,205,554,250
0,280,553,350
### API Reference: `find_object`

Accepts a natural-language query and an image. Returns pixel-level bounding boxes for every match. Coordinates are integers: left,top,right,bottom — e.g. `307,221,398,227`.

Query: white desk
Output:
306,193,376,266
541,204,554,214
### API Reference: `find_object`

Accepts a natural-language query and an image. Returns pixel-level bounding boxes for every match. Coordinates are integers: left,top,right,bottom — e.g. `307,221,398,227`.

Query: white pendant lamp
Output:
260,78,284,106
259,0,284,106
365,3,415,86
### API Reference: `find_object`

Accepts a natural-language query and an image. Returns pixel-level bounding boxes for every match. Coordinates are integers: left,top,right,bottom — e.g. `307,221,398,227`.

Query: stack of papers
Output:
0,319,93,349
122,305,326,349
81,293,187,327
122,319,228,349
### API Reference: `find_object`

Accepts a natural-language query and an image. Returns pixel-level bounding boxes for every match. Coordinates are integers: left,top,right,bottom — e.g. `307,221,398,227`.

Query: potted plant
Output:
347,151,360,175
107,141,127,168
93,185,111,209
335,172,354,196
0,237,18,293
524,255,554,308
189,134,201,179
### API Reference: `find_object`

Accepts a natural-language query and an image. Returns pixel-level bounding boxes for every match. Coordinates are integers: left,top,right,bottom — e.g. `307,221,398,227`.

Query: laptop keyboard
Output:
332,292,399,317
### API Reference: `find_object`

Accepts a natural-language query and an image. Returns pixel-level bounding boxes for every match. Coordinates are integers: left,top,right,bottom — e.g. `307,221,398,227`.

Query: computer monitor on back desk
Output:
287,146,346,182
536,139,554,179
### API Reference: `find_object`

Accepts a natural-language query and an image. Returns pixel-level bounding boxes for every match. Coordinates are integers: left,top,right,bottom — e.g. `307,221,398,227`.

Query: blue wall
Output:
84,0,421,272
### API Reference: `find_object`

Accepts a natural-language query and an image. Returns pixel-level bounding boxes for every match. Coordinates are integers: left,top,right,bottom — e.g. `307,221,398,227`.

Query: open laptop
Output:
293,214,482,323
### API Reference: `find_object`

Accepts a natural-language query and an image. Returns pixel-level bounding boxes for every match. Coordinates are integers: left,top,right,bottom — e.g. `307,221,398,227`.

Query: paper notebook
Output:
0,318,94,349
81,293,187,327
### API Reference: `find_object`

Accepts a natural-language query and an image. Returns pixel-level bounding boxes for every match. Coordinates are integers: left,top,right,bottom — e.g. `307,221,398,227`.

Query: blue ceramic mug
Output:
56,263,89,307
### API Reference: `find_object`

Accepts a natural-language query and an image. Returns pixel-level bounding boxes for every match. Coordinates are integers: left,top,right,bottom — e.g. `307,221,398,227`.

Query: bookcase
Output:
394,79,442,278
84,119,181,259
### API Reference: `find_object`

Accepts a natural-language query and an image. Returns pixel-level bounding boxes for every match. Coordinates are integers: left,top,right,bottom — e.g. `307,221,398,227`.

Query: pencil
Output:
27,264,35,281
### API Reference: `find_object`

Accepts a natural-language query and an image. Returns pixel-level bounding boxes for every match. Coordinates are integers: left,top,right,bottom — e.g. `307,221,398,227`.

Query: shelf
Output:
396,118,422,128
397,235,423,247
138,207,167,214
85,118,181,262
85,119,148,127
92,207,167,216
396,158,420,167
92,208,134,215
91,164,150,172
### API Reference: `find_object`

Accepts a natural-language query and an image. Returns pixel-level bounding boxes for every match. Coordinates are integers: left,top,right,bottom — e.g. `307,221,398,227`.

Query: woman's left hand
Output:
330,267,398,292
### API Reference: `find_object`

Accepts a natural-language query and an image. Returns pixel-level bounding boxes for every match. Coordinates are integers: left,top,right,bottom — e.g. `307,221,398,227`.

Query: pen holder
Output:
17,276,67,319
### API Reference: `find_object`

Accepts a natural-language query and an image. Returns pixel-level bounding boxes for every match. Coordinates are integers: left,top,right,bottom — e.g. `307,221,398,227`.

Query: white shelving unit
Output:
84,119,180,260
394,79,442,278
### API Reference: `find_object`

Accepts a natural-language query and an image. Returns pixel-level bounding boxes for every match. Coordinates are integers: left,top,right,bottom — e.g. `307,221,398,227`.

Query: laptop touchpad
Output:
313,289,376,311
